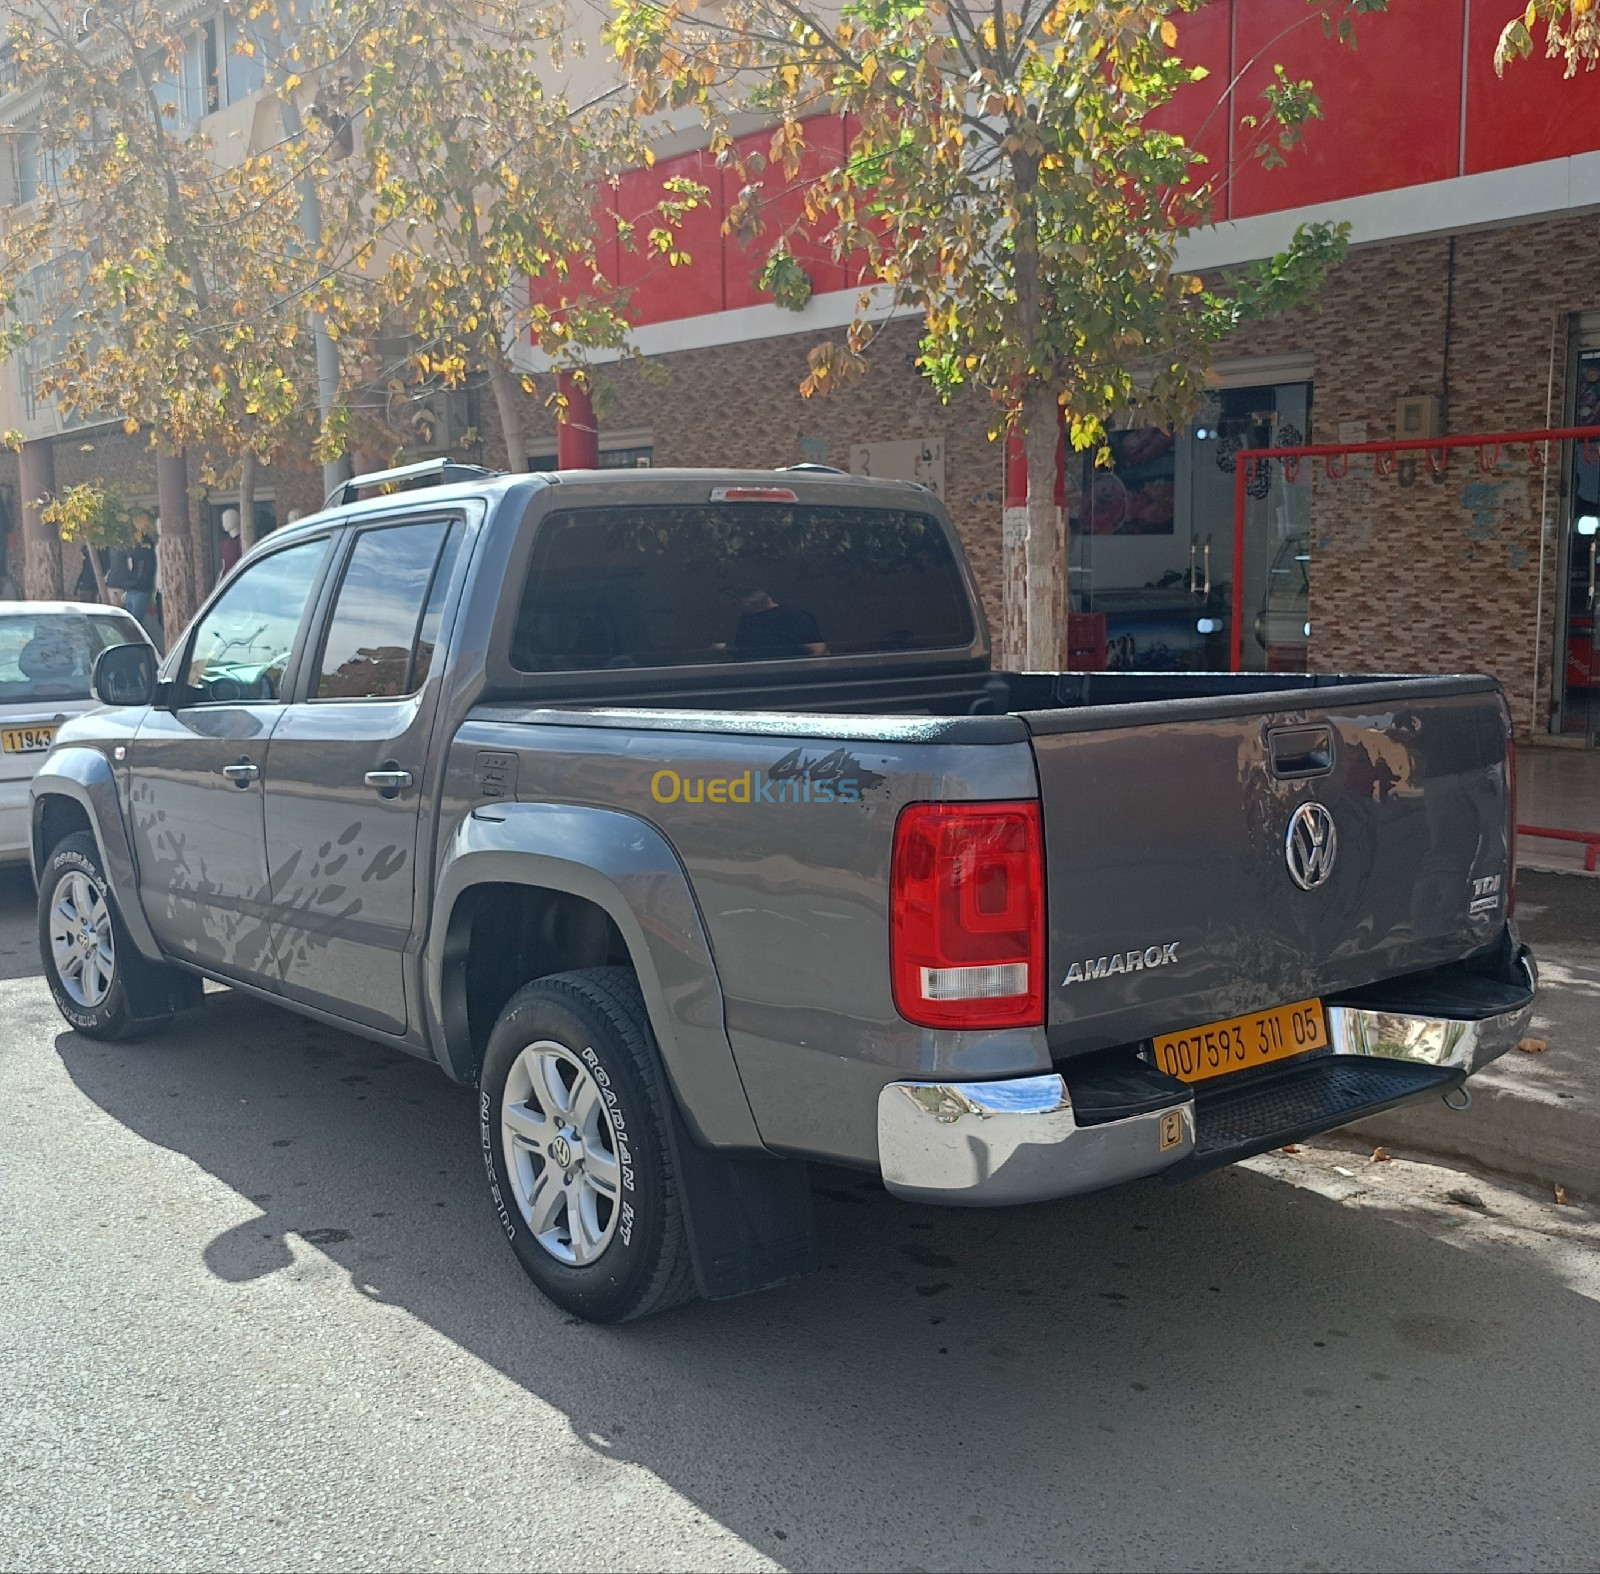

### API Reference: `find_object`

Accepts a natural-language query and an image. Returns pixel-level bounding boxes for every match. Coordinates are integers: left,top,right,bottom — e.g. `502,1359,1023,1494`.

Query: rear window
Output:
0,613,141,703
511,504,974,672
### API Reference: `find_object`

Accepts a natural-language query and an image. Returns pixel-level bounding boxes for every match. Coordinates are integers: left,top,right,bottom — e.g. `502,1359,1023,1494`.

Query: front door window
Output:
183,539,329,704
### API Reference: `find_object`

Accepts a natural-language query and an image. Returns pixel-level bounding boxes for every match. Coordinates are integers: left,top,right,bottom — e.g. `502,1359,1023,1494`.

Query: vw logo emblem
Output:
1285,802,1338,890
549,1135,572,1168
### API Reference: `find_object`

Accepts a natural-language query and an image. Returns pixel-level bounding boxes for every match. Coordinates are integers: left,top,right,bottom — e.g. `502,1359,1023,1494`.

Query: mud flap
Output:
124,955,205,1025
663,1100,820,1301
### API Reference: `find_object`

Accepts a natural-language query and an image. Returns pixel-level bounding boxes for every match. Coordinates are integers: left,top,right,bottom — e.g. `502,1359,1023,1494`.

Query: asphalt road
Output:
3,864,1599,1573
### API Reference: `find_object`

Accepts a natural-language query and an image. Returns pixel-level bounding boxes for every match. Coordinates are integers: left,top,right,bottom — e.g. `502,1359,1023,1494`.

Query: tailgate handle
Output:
1269,726,1334,779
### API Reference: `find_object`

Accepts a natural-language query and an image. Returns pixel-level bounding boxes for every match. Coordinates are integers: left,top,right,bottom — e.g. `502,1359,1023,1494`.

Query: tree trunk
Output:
24,538,63,602
18,439,62,600
1005,147,1064,672
238,451,258,551
486,353,528,473
89,549,110,602
1021,382,1067,671
156,450,196,643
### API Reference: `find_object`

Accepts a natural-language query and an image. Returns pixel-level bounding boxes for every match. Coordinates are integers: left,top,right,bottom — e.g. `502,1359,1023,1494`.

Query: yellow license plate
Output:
1,725,57,754
1153,998,1328,1084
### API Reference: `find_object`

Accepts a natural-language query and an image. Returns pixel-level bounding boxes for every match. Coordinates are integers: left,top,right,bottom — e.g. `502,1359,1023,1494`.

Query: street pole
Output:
278,93,352,502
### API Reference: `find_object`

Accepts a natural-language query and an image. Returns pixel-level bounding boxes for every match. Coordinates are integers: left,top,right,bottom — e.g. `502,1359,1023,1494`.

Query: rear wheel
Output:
479,967,696,1323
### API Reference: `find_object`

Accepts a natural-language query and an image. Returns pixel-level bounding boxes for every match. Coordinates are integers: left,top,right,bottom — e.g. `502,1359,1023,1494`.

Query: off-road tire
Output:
38,831,152,1040
479,966,697,1324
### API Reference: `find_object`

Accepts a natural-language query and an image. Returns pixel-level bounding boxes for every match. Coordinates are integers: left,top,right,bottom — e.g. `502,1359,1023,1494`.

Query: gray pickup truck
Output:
33,460,1536,1322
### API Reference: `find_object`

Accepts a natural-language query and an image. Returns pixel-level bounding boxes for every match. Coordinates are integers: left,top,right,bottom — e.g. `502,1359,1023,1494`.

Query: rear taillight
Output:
1507,733,1517,916
890,800,1044,1030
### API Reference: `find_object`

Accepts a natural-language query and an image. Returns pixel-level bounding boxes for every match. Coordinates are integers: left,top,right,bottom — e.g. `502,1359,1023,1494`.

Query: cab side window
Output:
314,520,462,700
183,538,330,705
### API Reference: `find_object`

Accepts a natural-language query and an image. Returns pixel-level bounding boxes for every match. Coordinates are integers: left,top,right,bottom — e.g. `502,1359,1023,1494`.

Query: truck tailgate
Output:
1026,678,1514,1055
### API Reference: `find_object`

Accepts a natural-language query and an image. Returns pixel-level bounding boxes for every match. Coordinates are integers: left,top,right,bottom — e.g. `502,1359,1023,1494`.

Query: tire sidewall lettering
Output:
479,1087,517,1242
579,1042,635,1196
45,850,114,1029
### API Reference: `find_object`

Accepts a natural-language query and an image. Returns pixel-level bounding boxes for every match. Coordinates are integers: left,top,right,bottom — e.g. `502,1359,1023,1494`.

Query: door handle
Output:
1202,536,1212,596
364,766,414,799
1189,538,1199,594
1588,537,1597,613
221,758,260,787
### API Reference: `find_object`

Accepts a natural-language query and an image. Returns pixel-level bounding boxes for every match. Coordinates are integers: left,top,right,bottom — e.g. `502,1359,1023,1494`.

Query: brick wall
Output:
1225,214,1600,736
7,213,1597,736
491,220,1596,735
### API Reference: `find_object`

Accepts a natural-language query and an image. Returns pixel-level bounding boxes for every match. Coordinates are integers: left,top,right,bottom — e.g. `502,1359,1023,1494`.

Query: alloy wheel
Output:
48,871,115,1010
500,1039,623,1266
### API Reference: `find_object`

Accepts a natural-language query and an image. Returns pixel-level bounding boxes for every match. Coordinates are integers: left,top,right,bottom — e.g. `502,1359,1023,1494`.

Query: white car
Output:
0,601,152,864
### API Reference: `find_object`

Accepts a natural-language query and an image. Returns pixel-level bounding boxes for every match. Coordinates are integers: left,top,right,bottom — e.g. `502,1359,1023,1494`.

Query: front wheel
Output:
39,831,140,1039
479,967,696,1324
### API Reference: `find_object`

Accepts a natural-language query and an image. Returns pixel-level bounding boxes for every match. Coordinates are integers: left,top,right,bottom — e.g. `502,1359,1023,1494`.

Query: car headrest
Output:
16,634,82,680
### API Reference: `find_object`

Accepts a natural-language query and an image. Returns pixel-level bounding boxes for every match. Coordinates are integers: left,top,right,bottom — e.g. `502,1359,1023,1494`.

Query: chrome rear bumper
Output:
877,954,1536,1205
876,1076,1193,1206
1325,952,1537,1076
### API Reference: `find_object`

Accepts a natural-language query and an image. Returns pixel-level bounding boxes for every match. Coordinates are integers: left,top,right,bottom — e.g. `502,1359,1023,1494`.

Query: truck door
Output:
128,536,333,982
261,515,465,1034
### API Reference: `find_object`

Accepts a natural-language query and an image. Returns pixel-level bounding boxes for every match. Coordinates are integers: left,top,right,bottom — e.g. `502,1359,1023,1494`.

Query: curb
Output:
1343,1084,1600,1205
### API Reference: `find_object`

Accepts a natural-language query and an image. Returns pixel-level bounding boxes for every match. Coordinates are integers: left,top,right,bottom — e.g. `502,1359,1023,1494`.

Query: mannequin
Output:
218,507,242,578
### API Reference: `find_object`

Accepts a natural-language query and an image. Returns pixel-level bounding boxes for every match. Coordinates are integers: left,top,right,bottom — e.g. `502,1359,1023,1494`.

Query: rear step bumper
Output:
876,949,1535,1205
1163,1058,1459,1181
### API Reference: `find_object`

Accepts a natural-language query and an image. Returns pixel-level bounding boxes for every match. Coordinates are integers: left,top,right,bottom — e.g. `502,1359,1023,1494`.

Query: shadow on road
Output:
1515,869,1600,948
0,866,39,982
53,988,1600,1571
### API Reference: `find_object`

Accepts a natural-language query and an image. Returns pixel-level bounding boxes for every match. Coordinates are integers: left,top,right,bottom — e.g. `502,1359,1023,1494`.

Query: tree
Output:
296,0,697,472
1495,1,1599,74
38,483,136,602
610,0,1386,668
0,0,342,629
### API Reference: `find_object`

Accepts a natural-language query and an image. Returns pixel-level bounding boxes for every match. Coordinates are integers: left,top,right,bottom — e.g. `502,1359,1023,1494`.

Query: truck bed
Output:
515,665,1474,721
461,667,1514,1165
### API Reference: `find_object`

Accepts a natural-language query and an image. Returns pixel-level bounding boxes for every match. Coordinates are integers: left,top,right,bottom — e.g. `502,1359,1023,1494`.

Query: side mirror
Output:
92,642,157,707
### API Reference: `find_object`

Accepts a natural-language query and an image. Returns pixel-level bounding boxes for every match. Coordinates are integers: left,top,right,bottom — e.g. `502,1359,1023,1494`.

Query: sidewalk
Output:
1347,867,1600,1202
1516,743,1600,878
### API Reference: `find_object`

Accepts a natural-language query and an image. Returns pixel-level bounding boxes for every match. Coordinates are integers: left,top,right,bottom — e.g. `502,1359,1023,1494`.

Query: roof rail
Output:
324,458,502,509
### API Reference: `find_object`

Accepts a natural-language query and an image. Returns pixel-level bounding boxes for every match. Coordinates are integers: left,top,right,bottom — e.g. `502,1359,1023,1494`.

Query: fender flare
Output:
31,747,164,961
426,801,763,1151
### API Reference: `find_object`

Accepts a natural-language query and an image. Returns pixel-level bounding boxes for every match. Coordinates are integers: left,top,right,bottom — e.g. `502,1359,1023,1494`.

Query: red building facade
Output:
518,3,1599,739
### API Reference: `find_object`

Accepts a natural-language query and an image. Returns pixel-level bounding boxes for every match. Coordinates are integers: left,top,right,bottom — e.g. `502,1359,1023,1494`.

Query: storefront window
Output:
1066,380,1312,672
527,444,654,471
1556,345,1600,739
